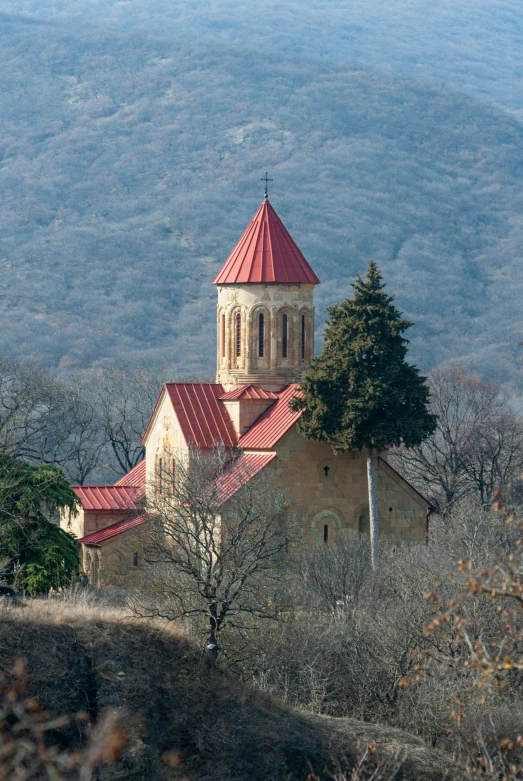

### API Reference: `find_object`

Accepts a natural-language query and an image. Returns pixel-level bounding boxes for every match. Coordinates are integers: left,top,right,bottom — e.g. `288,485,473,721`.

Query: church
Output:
62,196,431,587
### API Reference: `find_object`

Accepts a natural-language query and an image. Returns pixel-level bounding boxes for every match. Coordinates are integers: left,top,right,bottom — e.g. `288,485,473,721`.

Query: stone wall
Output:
216,283,315,391
82,532,144,588
143,388,186,499
60,508,132,540
268,428,429,543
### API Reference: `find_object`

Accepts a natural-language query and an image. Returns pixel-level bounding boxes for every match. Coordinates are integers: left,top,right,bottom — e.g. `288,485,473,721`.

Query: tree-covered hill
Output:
1,5,523,386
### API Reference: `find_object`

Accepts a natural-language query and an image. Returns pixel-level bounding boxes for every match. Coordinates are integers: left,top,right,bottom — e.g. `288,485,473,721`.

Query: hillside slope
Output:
0,604,454,780
2,20,523,385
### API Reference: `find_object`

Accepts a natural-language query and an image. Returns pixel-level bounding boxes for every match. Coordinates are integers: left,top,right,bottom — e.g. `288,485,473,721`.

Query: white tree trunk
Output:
366,447,379,571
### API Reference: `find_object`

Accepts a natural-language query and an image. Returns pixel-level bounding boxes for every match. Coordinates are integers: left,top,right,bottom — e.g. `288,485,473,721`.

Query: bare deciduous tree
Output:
0,360,105,484
391,366,523,515
131,446,297,656
94,365,166,477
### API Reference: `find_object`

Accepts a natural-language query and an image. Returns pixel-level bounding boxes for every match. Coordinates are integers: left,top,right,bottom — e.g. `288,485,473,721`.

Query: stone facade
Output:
65,198,431,588
66,508,129,541
216,283,315,391
143,389,185,501
267,428,428,544
83,535,144,588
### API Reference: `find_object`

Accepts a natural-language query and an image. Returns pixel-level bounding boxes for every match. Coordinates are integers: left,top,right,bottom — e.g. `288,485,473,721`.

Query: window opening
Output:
236,313,241,357
258,313,264,357
172,459,176,494
158,457,163,494
133,553,139,567
323,524,329,543
221,314,226,358
323,465,330,477
301,314,306,360
359,509,370,536
282,313,288,358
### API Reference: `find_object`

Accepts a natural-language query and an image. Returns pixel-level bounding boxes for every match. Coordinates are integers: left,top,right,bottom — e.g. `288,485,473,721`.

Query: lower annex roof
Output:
78,515,148,546
71,485,143,512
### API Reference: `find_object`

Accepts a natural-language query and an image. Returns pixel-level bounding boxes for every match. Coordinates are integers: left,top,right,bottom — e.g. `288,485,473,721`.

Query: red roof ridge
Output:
219,384,279,401
141,383,237,449
213,200,320,285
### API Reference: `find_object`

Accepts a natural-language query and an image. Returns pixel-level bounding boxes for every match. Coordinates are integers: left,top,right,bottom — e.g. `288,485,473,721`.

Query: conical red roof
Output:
212,199,320,285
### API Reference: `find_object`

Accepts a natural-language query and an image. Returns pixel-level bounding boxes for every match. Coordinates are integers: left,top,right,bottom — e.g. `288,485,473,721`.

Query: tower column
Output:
212,198,320,391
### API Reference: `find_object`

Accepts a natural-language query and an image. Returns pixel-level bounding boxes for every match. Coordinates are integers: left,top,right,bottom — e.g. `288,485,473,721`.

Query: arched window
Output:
282,313,288,358
158,457,163,494
258,313,264,358
358,508,370,536
221,314,226,358
236,312,241,357
301,314,306,360
323,524,329,543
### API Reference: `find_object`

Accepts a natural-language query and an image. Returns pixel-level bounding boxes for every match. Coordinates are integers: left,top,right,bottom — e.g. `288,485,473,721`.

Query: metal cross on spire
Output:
260,172,273,199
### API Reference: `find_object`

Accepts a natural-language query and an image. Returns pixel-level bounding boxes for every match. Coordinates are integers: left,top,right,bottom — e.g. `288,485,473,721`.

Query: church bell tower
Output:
212,196,320,392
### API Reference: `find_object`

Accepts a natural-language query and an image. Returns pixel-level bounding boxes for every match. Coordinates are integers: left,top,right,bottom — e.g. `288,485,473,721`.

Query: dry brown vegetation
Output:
0,595,453,781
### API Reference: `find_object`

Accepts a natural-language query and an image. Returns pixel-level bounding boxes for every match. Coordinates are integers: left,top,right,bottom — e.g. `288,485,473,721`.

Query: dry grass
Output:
0,596,457,781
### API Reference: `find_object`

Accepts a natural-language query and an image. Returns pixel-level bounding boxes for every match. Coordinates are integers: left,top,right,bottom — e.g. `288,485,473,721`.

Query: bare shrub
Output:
293,532,371,613
0,660,125,780
130,446,298,656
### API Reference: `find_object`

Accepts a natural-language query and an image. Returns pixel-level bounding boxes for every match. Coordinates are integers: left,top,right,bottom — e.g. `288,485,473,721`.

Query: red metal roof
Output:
114,459,146,488
214,452,277,506
213,199,320,285
219,384,279,401
165,384,237,448
71,485,143,512
238,384,304,450
78,515,148,546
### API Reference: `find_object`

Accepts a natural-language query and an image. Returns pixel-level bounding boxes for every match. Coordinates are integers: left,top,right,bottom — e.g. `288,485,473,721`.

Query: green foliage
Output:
0,456,80,594
292,261,437,454
22,524,80,596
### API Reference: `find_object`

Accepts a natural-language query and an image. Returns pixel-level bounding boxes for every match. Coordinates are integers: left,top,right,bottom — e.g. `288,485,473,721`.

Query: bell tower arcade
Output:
212,197,320,392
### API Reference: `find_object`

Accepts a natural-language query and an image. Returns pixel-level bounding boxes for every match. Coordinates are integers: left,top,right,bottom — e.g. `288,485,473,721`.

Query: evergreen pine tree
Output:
290,260,436,569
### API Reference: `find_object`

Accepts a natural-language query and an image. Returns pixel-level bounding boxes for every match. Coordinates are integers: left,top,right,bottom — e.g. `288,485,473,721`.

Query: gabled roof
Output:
238,384,304,450
71,485,143,512
213,199,320,285
114,459,146,489
166,384,237,448
214,452,277,505
219,384,279,401
141,383,237,449
78,515,148,546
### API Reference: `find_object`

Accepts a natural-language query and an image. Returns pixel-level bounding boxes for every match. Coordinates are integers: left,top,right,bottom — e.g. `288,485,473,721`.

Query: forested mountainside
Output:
1,1,523,386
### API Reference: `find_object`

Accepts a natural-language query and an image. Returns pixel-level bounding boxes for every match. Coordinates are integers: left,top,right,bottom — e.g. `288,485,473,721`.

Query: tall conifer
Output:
291,261,436,569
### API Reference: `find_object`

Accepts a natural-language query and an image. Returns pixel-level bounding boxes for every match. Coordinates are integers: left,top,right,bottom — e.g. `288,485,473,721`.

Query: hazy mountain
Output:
1,2,523,388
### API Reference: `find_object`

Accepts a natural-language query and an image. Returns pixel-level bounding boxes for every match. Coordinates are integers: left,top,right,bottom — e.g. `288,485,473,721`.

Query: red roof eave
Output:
78,514,149,546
